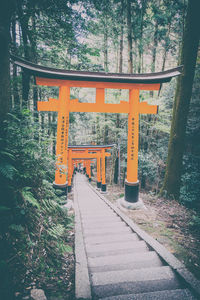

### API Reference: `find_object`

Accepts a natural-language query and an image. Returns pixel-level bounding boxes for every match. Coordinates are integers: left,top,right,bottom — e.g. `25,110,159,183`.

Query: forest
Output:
0,0,199,299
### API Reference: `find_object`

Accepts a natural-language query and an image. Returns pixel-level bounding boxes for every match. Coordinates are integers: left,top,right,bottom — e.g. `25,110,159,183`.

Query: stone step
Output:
83,220,123,229
86,241,149,257
81,214,117,220
91,266,175,286
81,211,115,216
85,233,139,245
82,216,121,225
80,208,112,214
93,278,181,298
83,226,132,237
99,288,196,300
88,251,163,272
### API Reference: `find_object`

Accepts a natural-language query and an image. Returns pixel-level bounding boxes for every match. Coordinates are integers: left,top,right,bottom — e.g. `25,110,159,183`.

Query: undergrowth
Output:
0,108,74,299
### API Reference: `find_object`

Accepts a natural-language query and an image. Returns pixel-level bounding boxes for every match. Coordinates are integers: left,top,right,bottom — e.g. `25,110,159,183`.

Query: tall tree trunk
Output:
151,21,158,73
117,0,124,136
150,19,159,96
138,0,145,73
162,23,171,71
11,15,20,107
119,25,123,73
103,16,108,72
160,0,200,200
96,115,101,145
127,0,133,73
0,2,15,299
119,0,124,74
17,1,31,105
29,13,38,123
0,1,13,138
104,113,109,144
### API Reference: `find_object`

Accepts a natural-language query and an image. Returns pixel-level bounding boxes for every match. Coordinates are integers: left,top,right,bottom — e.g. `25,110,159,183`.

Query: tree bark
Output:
160,0,200,199
0,0,14,137
104,113,109,144
150,19,158,97
11,15,20,107
138,0,145,73
119,0,124,74
16,0,31,105
162,23,171,71
29,13,39,123
127,0,133,73
103,15,108,72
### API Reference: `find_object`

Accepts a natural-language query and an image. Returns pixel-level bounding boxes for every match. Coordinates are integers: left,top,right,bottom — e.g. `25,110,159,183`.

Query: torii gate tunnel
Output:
12,56,181,204
68,145,113,192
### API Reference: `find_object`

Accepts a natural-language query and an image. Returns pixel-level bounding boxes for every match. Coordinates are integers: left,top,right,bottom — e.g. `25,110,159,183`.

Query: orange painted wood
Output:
126,89,140,183
36,77,160,90
54,86,70,185
68,149,72,186
71,152,111,159
97,153,101,183
69,101,129,113
101,149,106,185
138,102,158,114
37,98,59,111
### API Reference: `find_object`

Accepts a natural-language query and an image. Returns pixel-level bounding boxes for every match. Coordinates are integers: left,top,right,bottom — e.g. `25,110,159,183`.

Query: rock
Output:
64,200,74,210
30,289,47,300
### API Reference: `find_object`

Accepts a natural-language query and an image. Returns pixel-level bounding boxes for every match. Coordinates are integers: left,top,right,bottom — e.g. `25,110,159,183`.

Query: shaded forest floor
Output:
105,183,200,280
14,203,75,300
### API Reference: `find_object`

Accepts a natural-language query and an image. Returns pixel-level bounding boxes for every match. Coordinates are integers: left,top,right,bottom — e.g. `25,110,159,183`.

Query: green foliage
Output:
189,215,200,230
0,161,17,180
22,187,41,209
0,107,74,297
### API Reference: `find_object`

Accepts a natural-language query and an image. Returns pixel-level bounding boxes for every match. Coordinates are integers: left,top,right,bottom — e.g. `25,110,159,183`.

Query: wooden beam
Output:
36,77,160,91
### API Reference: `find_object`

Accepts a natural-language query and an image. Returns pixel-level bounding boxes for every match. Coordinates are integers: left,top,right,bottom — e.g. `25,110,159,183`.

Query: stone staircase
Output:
74,173,198,299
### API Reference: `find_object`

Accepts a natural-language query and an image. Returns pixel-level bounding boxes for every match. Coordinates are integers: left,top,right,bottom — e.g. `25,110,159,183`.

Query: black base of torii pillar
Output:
53,181,68,199
97,181,101,189
119,180,145,209
124,180,139,203
101,184,107,193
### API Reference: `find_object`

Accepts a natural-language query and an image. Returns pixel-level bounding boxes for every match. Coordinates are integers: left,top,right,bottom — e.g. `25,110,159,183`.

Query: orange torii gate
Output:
68,145,113,192
67,159,95,193
12,56,181,205
72,152,111,191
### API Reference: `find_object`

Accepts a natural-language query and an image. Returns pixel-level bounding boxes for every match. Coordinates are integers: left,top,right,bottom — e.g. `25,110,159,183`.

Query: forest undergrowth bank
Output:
0,108,75,300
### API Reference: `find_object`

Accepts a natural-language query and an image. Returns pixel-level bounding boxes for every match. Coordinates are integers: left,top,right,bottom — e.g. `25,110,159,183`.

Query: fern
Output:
57,242,73,254
9,224,24,232
48,224,65,239
0,150,15,160
22,187,40,210
0,162,17,180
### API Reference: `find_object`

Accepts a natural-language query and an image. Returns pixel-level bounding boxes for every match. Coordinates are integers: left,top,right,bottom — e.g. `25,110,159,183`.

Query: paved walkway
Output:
74,173,198,299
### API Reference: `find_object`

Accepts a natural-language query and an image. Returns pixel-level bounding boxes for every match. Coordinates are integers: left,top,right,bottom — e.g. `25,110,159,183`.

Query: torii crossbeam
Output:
12,55,182,205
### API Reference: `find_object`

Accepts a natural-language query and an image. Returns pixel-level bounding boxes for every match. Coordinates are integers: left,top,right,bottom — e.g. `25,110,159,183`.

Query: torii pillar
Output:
67,149,72,193
86,160,91,181
101,149,106,192
97,152,101,189
53,86,70,194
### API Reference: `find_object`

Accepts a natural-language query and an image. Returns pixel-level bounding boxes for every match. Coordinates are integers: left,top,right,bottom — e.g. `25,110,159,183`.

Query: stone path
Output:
74,173,199,299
